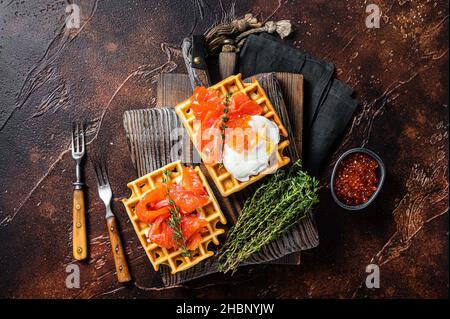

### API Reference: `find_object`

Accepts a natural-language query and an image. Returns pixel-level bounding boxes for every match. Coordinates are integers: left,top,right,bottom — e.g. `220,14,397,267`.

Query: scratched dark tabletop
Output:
0,0,448,299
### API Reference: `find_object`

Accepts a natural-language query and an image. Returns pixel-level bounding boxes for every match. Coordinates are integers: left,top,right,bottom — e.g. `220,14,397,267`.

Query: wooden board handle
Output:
219,52,237,79
106,217,132,283
72,189,87,260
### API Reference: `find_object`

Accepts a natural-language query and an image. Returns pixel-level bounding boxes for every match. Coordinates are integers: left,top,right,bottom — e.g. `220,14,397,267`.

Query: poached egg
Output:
223,115,280,182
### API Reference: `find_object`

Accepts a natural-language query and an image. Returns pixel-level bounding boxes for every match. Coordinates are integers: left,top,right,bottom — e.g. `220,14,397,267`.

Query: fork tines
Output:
71,121,85,155
93,160,109,187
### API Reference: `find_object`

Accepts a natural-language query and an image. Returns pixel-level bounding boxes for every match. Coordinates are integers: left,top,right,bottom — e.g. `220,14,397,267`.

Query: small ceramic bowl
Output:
330,148,385,211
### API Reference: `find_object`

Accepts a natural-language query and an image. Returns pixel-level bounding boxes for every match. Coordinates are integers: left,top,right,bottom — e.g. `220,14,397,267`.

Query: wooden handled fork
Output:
71,122,87,261
93,160,132,283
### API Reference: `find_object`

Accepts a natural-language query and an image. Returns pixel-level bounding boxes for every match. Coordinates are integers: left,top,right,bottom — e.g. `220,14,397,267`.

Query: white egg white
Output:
223,115,280,182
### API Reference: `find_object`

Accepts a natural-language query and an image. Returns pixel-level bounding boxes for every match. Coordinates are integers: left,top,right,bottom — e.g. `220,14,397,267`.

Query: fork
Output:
71,121,87,261
93,160,132,283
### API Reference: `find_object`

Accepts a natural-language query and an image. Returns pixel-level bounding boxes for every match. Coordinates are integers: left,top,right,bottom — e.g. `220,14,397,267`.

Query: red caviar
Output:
333,152,379,206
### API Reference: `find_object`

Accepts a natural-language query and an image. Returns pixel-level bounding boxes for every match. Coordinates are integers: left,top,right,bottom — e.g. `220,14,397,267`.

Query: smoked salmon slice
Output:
136,167,209,251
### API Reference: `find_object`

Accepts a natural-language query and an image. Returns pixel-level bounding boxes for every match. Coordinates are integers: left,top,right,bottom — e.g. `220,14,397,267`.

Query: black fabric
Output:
239,33,359,175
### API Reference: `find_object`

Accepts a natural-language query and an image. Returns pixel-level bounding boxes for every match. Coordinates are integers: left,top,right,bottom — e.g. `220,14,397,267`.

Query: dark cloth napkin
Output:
239,33,358,175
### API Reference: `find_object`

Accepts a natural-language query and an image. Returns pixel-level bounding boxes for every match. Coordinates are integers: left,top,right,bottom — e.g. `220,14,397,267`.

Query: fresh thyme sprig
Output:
162,169,190,257
217,160,319,273
168,206,190,257
162,169,170,183
220,92,233,140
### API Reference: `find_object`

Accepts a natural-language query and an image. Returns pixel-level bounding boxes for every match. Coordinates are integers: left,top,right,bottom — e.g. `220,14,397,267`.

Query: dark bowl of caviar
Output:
330,148,385,211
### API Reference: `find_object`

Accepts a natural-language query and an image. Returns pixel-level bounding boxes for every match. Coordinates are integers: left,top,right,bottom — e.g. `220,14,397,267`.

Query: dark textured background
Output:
0,0,448,298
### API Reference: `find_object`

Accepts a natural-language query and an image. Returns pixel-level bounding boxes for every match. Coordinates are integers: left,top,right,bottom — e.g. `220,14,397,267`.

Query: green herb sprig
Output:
220,92,233,140
218,160,319,273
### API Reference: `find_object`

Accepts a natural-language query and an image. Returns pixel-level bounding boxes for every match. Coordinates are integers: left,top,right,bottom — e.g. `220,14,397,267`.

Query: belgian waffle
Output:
175,74,291,197
122,160,227,274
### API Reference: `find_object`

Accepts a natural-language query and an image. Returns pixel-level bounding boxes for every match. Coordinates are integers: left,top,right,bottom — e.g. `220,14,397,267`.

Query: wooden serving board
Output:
156,73,313,263
123,72,318,286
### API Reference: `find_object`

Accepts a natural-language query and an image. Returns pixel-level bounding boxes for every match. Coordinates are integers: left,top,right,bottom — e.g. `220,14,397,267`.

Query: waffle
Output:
122,160,227,274
175,73,291,197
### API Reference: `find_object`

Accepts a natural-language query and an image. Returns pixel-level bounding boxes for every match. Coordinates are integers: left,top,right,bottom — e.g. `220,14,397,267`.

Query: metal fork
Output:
71,121,87,261
93,160,132,283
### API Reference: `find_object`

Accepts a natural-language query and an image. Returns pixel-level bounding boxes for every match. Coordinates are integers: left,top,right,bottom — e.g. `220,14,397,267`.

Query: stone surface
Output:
0,0,448,298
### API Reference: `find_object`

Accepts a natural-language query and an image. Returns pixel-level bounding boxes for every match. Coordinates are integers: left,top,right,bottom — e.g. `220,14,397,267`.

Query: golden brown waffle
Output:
122,160,227,274
175,73,291,197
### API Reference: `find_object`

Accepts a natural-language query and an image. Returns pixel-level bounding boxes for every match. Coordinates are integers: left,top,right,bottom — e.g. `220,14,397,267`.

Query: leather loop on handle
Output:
182,37,211,89
106,217,132,283
72,189,87,260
